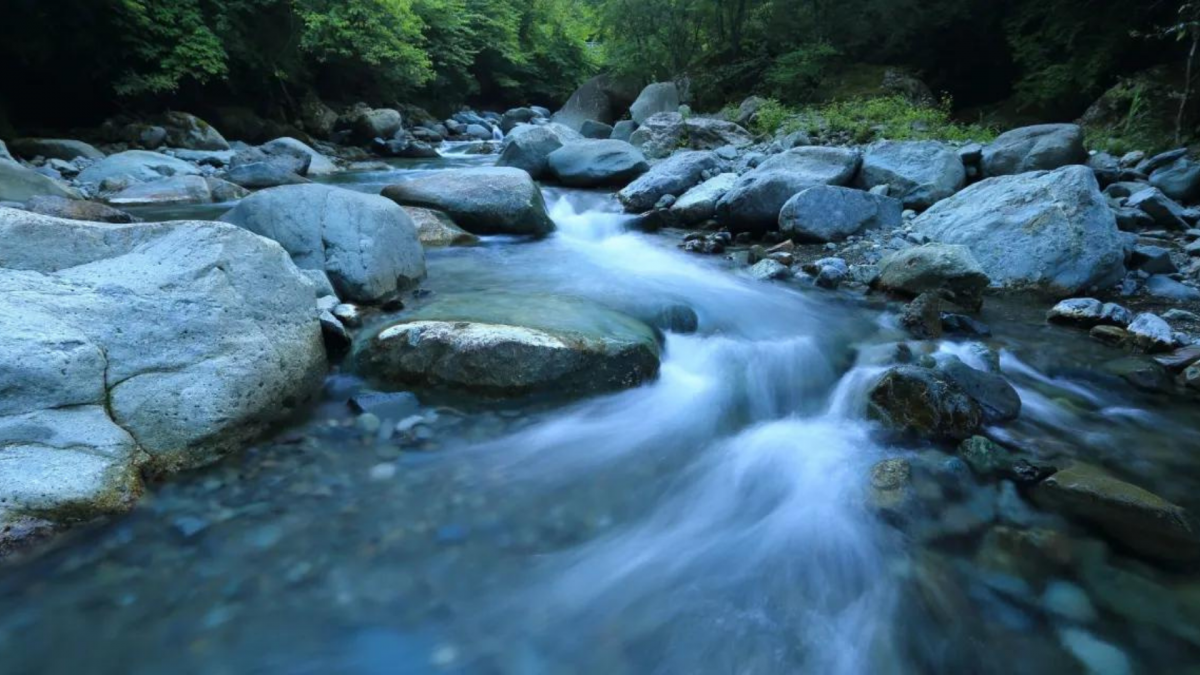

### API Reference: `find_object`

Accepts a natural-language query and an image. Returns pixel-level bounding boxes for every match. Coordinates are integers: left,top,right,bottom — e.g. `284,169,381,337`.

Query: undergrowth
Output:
731,95,996,144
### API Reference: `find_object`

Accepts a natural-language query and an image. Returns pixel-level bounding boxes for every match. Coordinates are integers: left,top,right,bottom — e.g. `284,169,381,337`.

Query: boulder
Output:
937,356,1021,424
630,112,753,160
670,172,738,224
857,140,965,210
1087,152,1121,187
630,82,680,125
867,366,983,442
500,107,539,134
373,137,440,158
611,120,638,142
1137,148,1189,176
748,258,791,281
552,74,639,131
346,107,403,144
206,177,250,203
352,293,661,397
22,196,136,223
981,124,1087,177
1149,158,1200,203
381,167,555,236
876,243,989,309
580,120,615,139
1031,462,1200,561
617,150,719,212
779,185,902,242
106,175,213,206
221,184,425,303
261,137,338,175
225,162,310,189
0,159,80,202
546,140,649,188
0,208,326,530
464,123,494,140
1127,187,1189,231
911,166,1125,295
77,150,201,186
403,206,480,247
160,111,230,151
8,138,104,162
497,123,581,179
715,146,862,232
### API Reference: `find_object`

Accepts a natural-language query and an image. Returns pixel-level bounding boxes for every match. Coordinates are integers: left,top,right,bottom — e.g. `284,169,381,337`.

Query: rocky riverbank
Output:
3,76,1200,671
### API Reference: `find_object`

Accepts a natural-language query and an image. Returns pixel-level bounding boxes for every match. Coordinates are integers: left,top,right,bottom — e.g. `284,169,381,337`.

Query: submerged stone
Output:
352,293,661,398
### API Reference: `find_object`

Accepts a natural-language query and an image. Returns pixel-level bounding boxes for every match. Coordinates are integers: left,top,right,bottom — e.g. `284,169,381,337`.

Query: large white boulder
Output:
0,208,326,532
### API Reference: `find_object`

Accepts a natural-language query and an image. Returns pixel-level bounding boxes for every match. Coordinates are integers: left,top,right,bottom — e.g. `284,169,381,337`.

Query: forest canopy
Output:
0,0,1192,130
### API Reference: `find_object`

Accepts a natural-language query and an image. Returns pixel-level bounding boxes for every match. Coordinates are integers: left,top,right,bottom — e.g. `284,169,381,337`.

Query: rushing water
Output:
3,143,1200,674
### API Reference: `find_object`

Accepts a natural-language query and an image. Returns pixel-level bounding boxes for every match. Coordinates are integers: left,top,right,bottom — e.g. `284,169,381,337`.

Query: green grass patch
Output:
744,95,996,144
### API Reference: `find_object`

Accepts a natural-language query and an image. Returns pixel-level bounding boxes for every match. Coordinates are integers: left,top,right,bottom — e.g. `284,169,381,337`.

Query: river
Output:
1,144,1199,674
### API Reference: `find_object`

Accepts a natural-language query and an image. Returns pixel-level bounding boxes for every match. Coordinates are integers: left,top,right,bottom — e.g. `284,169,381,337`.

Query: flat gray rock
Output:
382,167,555,236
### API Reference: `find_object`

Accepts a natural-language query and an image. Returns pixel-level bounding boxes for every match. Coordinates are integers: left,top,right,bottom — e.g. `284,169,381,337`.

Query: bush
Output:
745,95,996,144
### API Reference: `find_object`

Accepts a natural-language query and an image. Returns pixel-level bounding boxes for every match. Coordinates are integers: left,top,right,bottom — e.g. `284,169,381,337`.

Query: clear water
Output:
4,149,1200,674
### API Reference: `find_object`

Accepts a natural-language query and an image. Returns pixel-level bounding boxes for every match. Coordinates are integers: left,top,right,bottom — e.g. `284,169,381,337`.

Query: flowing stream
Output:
2,147,1200,674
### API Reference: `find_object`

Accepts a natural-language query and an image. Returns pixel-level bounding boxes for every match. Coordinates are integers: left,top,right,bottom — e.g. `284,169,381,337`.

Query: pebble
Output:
368,462,397,481
356,413,382,434
1042,580,1098,623
1058,628,1132,675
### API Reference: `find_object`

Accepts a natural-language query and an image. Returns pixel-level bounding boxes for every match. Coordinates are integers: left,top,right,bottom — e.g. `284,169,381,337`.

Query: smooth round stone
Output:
1042,580,1098,623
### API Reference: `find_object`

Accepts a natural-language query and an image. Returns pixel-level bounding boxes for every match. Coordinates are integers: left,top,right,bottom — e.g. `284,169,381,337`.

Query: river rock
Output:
1149,158,1200,203
221,184,425,303
8,138,104,162
715,147,862,232
0,207,326,530
1126,312,1175,352
1127,187,1189,231
1145,275,1200,301
261,137,338,175
0,159,80,202
352,293,661,397
77,150,201,186
580,120,614,139
500,107,540,134
497,123,582,179
857,140,965,210
403,206,480,247
346,107,404,144
0,140,11,162
630,112,753,160
779,185,902,242
160,111,230,151
107,175,213,206
22,195,136,223
937,356,1021,424
225,161,311,189
1031,462,1200,561
748,258,791,281
630,82,680,124
867,365,983,442
981,124,1087,177
547,140,649,188
1087,152,1121,188
617,150,719,212
611,120,637,142
382,167,555,236
670,172,737,224
1047,298,1132,328
552,74,637,131
876,243,989,310
912,166,1125,296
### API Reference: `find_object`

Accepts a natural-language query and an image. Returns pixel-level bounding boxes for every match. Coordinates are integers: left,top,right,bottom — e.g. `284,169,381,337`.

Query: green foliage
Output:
764,42,839,103
748,96,995,144
113,0,228,96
